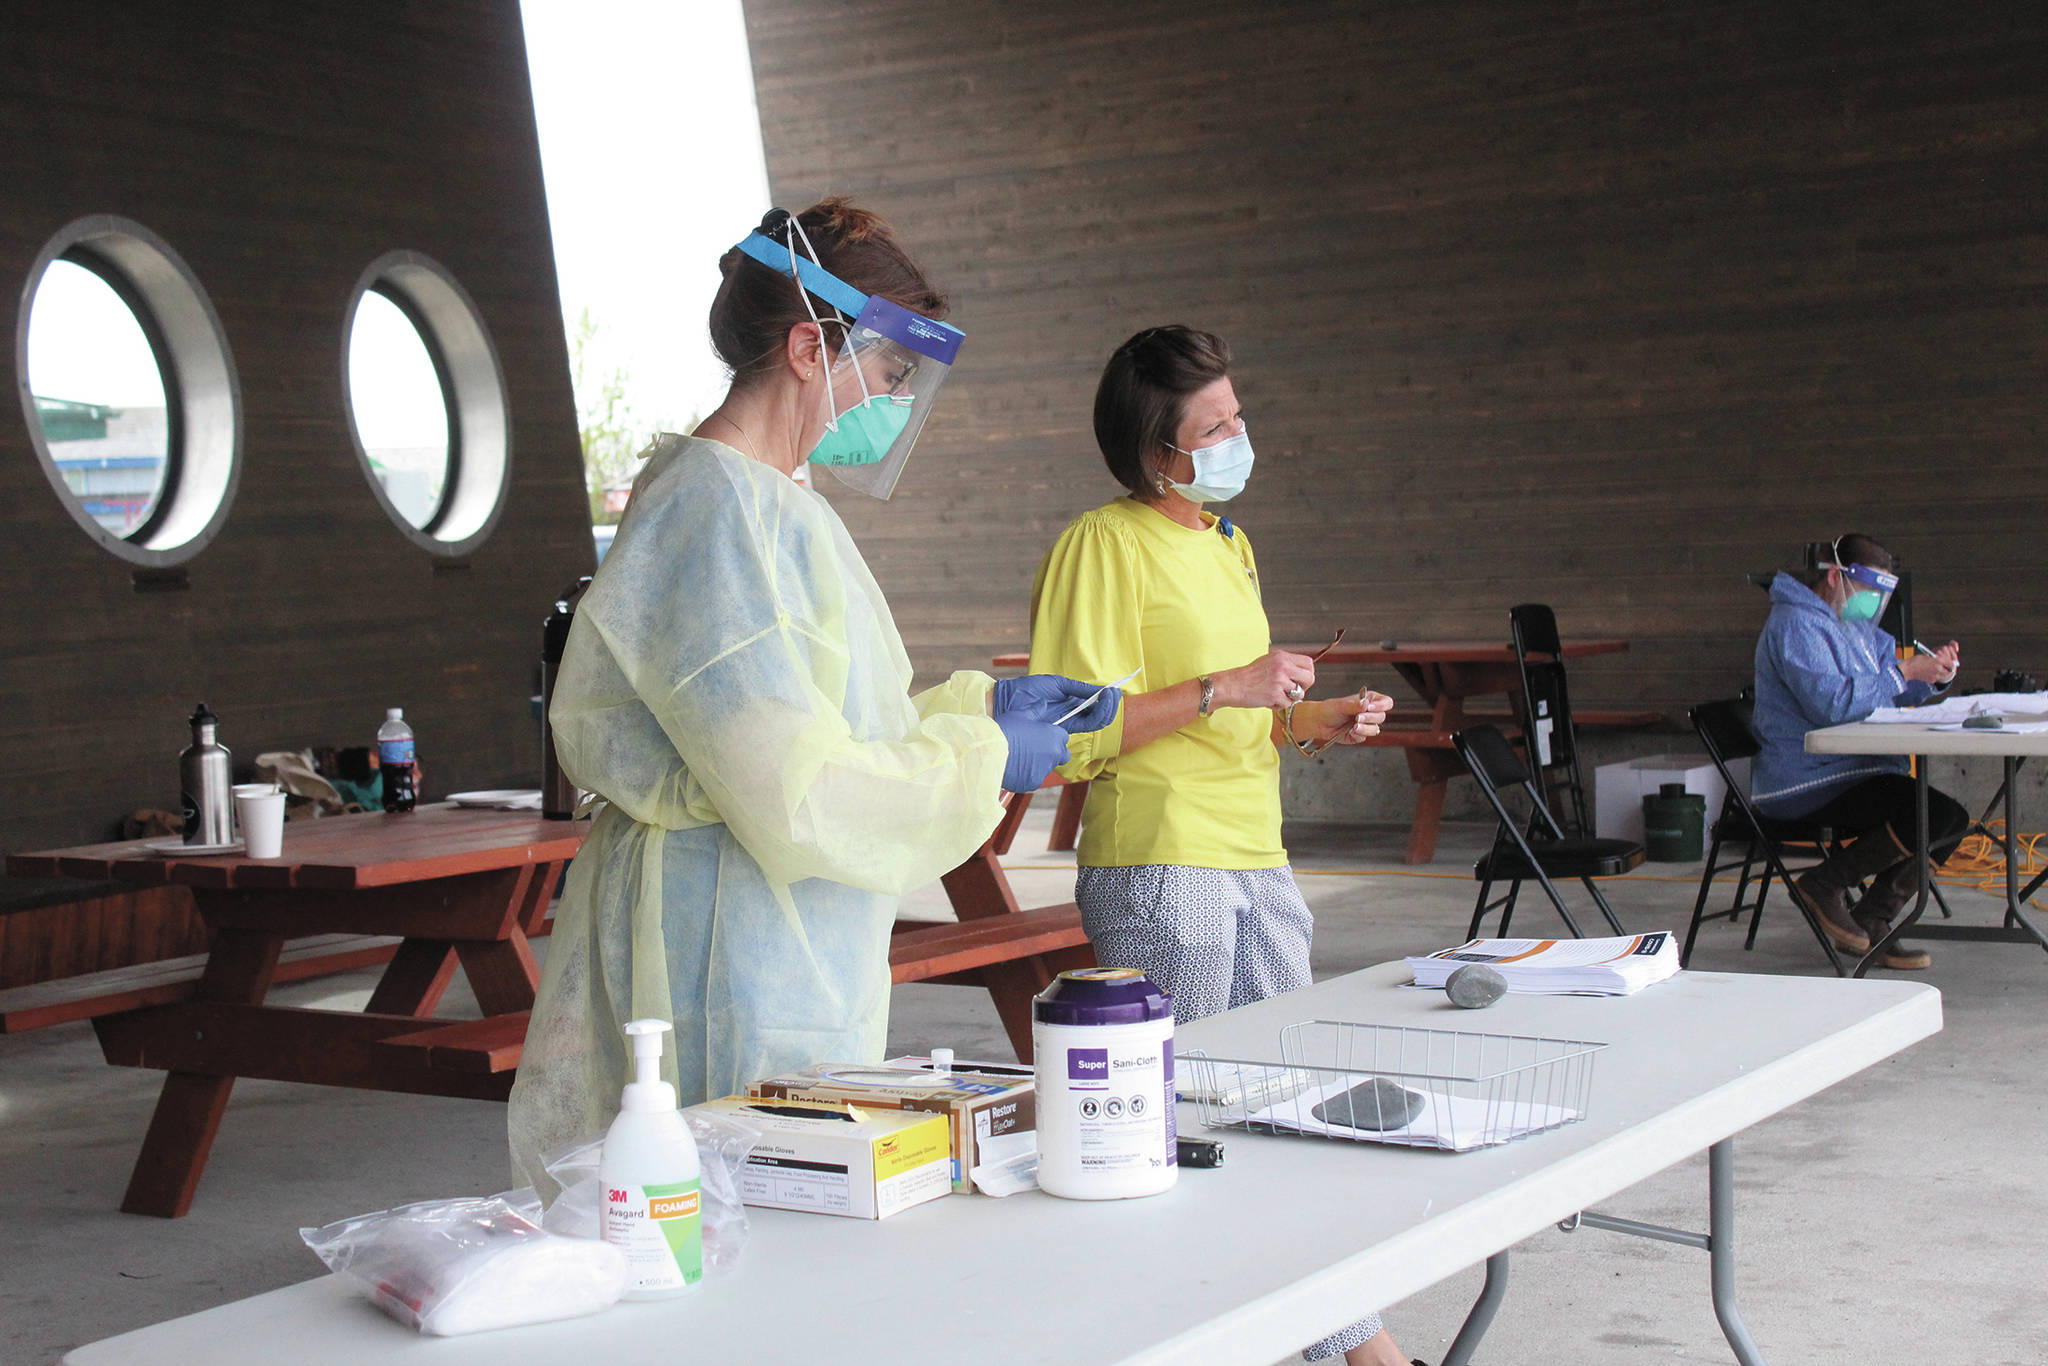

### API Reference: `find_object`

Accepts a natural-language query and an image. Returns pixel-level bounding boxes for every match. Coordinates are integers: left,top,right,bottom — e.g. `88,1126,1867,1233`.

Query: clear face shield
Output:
1822,536,1898,626
1835,561,1898,625
732,226,964,501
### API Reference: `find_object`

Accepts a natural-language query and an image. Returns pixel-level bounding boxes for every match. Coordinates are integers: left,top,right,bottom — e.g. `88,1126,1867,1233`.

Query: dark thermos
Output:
541,576,592,819
179,703,233,846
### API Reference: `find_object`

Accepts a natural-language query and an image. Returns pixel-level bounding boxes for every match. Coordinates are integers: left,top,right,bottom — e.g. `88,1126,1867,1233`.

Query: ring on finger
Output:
1287,685,1305,701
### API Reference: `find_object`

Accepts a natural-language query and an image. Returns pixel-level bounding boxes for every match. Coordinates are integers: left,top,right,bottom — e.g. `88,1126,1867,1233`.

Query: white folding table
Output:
1806,719,2048,974
62,965,1939,1366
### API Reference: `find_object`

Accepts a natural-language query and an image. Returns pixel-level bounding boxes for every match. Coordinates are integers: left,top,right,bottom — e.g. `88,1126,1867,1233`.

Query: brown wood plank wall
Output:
0,2,593,864
742,0,2047,716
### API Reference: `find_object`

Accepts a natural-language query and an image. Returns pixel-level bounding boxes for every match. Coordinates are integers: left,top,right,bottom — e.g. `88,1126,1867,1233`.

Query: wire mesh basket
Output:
1180,1020,1606,1152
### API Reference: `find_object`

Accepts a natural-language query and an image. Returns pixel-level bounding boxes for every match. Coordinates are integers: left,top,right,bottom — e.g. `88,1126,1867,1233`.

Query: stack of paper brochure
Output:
1407,931,1680,997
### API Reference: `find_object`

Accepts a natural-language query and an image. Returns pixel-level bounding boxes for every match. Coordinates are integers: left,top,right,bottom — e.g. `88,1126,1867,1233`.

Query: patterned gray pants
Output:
1073,864,1384,1358
1073,864,1314,1023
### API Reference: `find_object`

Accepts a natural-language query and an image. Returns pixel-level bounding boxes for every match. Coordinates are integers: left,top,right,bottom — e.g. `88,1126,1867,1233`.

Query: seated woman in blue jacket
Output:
1752,532,1961,970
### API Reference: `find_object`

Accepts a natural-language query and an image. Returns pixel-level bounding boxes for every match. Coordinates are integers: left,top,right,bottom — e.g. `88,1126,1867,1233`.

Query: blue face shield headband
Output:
732,228,965,500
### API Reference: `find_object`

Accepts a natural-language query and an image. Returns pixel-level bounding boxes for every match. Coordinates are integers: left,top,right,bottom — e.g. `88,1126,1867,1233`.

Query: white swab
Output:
1053,668,1143,726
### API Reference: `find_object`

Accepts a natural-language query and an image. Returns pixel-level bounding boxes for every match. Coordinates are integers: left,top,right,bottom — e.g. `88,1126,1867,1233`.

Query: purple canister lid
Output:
1033,967,1172,1026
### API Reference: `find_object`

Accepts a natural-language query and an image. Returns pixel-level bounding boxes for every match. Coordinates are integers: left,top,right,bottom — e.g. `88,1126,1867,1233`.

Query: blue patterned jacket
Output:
1751,572,1934,817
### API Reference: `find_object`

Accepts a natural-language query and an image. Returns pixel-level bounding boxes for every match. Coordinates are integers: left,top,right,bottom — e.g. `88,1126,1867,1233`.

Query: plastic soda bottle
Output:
378,708,417,813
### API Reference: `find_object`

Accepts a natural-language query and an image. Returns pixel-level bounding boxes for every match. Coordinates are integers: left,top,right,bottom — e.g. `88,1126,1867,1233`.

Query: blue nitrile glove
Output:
993,674,1123,735
994,713,1071,793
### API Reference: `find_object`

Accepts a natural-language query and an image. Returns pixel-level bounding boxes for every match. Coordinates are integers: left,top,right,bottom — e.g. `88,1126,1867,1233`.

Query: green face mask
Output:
1840,590,1883,623
809,394,913,467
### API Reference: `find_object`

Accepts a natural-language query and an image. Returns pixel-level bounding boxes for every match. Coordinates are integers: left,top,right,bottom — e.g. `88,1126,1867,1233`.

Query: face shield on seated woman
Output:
733,226,964,500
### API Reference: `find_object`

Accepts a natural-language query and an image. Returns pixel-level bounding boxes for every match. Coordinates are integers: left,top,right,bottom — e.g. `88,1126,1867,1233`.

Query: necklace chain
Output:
714,414,762,464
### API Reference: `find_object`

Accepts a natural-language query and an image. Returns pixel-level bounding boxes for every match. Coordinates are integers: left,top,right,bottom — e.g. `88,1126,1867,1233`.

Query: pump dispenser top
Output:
621,1018,676,1112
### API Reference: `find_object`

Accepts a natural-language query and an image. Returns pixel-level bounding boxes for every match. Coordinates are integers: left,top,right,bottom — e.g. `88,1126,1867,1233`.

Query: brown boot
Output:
1792,831,1908,956
1852,862,1935,970
1792,869,1869,954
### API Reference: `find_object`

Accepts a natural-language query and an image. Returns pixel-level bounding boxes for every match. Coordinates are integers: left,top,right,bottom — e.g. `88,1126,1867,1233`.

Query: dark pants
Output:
1799,775,1969,867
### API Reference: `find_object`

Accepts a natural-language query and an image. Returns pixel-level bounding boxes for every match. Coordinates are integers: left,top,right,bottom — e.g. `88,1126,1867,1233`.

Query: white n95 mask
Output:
1166,428,1255,504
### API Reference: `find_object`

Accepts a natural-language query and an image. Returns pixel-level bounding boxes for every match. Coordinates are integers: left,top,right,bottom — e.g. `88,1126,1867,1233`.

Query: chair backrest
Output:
1690,697,1761,767
1509,602,1563,658
1509,603,1586,830
1454,724,1567,843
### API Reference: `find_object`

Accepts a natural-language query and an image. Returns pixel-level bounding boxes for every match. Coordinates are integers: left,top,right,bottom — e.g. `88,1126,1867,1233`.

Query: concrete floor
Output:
3,808,2043,1364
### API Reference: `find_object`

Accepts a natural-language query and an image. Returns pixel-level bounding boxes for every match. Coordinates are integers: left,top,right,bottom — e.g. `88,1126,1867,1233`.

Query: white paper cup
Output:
235,790,287,859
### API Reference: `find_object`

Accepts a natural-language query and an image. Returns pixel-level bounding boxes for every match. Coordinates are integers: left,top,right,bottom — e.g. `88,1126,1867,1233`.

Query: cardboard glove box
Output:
692,1096,951,1220
748,1058,1036,1194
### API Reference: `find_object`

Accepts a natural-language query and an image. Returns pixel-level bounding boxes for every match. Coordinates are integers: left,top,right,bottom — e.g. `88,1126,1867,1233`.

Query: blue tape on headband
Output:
735,232,870,320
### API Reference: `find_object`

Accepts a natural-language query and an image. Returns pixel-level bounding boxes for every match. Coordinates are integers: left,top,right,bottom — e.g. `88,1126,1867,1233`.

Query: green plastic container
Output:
1642,782,1705,862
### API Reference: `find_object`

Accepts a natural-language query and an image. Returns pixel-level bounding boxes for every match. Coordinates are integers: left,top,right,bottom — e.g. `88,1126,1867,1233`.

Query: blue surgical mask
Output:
1166,428,1255,504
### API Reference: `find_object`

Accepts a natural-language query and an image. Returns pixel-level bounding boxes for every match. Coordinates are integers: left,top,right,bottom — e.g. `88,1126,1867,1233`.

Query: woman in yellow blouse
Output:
1029,326,1413,1366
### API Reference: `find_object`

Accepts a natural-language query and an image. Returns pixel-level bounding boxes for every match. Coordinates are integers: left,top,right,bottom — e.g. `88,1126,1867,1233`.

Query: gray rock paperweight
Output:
1310,1076,1426,1131
1446,963,1508,1009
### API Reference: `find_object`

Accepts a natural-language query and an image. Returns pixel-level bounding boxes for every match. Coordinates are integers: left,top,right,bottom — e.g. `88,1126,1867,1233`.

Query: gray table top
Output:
65,964,1940,1366
1806,718,2048,757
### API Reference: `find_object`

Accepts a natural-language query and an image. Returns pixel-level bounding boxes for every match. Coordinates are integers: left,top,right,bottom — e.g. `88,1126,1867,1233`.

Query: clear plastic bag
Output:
300,1196,625,1336
519,1108,760,1278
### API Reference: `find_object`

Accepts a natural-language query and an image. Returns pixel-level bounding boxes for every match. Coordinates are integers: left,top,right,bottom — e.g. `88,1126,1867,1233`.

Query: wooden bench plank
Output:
362,908,1102,1085
375,1013,530,1075
890,907,1092,983
0,934,401,1034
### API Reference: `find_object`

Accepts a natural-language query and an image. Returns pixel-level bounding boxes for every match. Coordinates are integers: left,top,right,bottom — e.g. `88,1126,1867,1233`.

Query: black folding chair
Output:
1510,603,1590,836
1682,699,1850,975
1454,724,1641,939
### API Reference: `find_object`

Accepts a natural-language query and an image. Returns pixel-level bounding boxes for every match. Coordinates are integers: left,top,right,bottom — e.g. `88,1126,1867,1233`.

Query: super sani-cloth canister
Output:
1032,968,1177,1200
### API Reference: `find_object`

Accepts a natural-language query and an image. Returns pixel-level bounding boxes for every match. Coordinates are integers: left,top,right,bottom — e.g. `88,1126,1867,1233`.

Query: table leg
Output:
1708,1140,1768,1366
1559,1139,1768,1365
116,929,282,1218
455,929,542,1016
1406,776,1448,866
1441,1251,1509,1366
1998,759,2048,952
1048,782,1088,852
364,939,460,1016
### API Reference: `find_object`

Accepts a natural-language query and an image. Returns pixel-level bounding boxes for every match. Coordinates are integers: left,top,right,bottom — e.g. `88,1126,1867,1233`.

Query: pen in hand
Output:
1913,639,1959,684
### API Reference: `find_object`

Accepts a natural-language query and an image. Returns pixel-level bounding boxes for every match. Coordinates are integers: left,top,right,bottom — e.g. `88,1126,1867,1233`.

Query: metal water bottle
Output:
179,703,233,846
540,576,591,820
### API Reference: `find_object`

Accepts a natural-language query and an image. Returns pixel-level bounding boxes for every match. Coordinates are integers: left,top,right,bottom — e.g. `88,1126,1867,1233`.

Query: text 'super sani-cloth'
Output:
599,1019,703,1297
1032,968,1177,1200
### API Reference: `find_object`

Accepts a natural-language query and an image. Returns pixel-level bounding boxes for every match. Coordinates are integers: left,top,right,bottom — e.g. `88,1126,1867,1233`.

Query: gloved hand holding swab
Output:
1053,668,1142,727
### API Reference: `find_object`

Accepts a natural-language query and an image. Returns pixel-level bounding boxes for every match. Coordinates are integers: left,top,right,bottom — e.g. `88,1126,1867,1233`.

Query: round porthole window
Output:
343,253,508,555
16,217,241,565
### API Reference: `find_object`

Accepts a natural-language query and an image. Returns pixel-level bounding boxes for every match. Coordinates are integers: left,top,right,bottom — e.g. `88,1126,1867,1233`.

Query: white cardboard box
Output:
693,1096,952,1220
1593,753,1747,846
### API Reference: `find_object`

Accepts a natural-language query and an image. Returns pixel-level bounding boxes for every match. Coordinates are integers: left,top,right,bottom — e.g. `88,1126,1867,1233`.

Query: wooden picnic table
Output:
9,798,1091,1217
992,639,1635,864
7,804,585,1217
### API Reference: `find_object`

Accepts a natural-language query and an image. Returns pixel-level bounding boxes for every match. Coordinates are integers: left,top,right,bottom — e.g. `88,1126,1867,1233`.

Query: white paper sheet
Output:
1243,1076,1580,1152
1865,694,2048,725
